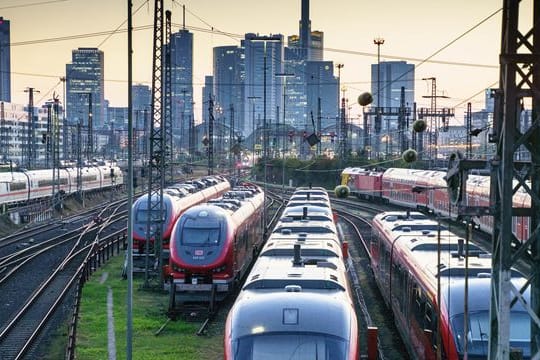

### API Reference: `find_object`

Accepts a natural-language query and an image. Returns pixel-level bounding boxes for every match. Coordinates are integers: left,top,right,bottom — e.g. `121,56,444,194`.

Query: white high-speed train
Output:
0,165,123,206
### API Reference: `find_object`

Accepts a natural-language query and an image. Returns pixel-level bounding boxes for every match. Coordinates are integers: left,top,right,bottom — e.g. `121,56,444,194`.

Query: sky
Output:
2,0,529,125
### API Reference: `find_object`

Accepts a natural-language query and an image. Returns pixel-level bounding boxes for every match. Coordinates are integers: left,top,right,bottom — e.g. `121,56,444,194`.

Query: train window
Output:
135,208,167,223
181,227,221,246
9,182,26,191
233,333,347,360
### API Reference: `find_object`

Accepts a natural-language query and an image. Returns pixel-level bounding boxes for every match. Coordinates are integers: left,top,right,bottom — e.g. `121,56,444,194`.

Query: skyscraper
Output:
169,28,193,149
202,75,213,121
213,46,245,135
66,47,105,129
243,33,284,136
370,60,415,155
0,18,11,102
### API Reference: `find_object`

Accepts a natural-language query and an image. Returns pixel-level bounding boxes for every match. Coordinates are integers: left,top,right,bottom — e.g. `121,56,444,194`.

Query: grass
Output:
75,255,224,360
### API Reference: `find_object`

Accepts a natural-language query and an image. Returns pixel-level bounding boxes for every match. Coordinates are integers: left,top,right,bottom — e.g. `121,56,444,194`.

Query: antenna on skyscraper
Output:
182,5,185,30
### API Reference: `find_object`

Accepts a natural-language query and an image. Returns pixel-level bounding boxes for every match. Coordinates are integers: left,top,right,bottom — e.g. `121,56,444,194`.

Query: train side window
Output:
413,285,425,325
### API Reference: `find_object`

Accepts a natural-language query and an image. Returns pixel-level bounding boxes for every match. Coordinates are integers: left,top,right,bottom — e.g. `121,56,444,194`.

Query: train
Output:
0,164,123,207
224,187,358,359
370,210,531,359
167,183,264,310
340,167,530,244
131,175,230,255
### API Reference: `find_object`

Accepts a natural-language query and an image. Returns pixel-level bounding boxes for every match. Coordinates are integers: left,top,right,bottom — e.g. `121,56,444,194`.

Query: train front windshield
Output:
451,311,530,358
135,207,167,223
181,227,221,246
233,332,348,360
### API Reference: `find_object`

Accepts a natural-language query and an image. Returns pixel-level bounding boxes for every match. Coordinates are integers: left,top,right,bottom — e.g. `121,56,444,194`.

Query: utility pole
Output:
145,0,165,288
207,97,214,175
25,87,39,169
465,102,472,158
336,63,344,147
0,102,5,162
373,38,384,158
229,103,234,173
421,77,453,167
86,92,93,161
164,10,173,184
444,2,540,358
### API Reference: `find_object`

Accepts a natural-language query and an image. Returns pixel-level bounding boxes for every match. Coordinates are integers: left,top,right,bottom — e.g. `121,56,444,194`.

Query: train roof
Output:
293,189,328,197
286,200,330,208
273,219,337,235
289,195,329,202
374,211,429,221
228,290,355,340
261,235,342,258
295,186,327,191
244,256,348,292
282,205,332,215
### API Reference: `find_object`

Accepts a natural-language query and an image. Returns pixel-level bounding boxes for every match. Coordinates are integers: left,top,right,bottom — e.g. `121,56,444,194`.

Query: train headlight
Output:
172,264,186,273
212,265,227,273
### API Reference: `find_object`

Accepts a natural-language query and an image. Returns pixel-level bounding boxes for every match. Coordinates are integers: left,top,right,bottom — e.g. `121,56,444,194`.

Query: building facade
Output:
243,33,284,137
65,47,105,132
169,29,193,150
213,46,245,135
0,18,10,103
370,60,415,157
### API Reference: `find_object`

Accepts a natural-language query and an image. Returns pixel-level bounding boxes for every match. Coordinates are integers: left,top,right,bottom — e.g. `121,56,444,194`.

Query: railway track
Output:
336,207,409,360
0,201,128,359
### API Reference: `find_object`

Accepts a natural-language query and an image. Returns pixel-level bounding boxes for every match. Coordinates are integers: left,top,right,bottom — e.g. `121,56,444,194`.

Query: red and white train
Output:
131,176,230,255
370,210,531,359
224,187,358,359
0,164,123,206
341,167,530,243
167,183,264,310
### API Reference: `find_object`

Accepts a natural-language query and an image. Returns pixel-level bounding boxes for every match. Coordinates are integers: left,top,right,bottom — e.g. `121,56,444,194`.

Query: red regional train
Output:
131,176,230,255
370,211,531,359
167,183,264,310
341,167,531,244
224,188,358,360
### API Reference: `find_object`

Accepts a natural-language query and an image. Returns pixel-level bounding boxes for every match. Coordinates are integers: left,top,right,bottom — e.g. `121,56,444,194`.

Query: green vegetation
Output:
251,155,421,189
75,256,223,360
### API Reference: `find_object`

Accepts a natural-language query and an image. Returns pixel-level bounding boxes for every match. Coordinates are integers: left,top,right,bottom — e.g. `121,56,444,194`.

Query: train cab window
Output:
181,227,221,246
135,207,167,223
233,333,347,360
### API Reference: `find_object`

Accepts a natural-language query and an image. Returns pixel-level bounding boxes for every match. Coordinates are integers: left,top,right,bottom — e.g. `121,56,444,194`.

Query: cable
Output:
0,0,67,10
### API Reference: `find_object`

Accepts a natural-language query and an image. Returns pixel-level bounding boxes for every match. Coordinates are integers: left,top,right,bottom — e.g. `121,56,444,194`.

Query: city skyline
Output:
2,0,511,123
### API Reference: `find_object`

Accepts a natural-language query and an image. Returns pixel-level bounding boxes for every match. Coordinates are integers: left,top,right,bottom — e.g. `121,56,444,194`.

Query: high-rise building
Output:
243,33,284,136
132,83,151,131
213,46,245,135
202,75,213,121
169,28,193,150
370,60,415,156
66,47,105,130
284,0,335,131
306,61,338,130
0,18,11,102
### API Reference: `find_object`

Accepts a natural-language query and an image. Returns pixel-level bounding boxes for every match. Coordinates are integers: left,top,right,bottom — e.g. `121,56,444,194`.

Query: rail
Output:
64,231,127,360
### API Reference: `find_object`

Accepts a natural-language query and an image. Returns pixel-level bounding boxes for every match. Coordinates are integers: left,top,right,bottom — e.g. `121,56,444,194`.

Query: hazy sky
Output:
2,0,526,123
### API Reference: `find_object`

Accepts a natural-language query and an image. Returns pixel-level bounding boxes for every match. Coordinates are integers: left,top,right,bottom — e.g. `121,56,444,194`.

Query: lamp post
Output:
373,37,384,159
